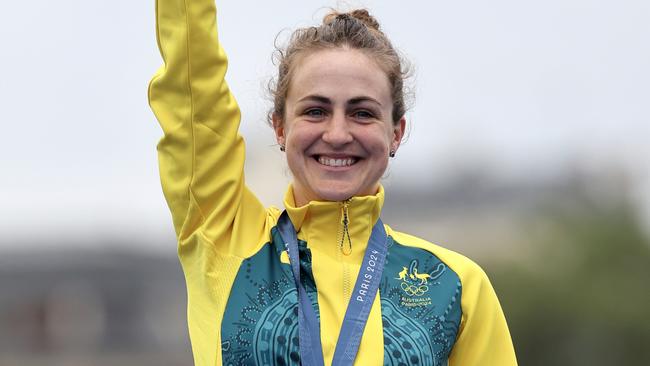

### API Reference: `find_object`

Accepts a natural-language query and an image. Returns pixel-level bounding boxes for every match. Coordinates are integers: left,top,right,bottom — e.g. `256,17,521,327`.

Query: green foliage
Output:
487,198,650,366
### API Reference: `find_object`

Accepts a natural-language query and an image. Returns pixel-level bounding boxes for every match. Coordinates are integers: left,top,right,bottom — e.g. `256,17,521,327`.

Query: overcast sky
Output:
0,0,648,250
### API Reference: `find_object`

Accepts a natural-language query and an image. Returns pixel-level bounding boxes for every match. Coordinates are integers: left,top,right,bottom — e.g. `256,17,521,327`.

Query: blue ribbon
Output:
277,211,390,366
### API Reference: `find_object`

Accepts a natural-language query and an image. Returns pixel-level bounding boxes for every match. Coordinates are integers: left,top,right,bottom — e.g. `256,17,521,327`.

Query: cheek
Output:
286,123,320,148
367,128,394,152
284,125,321,169
369,142,389,157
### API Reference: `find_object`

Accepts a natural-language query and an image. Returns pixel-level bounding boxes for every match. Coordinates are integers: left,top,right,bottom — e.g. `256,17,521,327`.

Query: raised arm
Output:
148,0,266,251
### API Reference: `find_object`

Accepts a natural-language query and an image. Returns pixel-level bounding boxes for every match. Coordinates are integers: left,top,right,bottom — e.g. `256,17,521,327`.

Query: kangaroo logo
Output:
395,267,409,281
396,260,446,296
412,268,431,284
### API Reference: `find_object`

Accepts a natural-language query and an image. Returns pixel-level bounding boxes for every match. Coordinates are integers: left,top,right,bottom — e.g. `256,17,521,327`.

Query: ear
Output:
391,116,406,152
272,112,285,146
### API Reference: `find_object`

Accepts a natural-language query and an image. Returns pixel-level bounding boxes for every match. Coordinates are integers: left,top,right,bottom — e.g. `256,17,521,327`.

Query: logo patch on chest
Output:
394,260,446,307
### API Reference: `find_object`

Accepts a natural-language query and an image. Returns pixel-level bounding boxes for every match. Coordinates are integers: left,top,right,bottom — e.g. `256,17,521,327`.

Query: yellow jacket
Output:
148,0,518,365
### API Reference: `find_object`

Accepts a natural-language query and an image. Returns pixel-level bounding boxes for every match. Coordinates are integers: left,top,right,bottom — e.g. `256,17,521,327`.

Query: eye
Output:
352,110,375,120
304,108,326,118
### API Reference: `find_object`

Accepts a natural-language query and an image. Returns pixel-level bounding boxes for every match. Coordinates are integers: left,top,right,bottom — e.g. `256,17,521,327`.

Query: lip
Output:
312,154,361,170
313,153,361,159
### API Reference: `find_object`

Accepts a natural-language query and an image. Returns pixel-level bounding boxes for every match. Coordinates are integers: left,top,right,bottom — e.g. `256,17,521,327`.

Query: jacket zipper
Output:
340,199,352,300
339,199,352,256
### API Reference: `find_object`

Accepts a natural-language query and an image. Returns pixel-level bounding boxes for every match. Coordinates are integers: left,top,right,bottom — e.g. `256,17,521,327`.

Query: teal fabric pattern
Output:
221,228,319,366
220,230,462,366
380,239,462,366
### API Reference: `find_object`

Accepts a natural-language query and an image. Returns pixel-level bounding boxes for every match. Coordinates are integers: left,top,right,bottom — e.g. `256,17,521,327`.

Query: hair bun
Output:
323,9,381,32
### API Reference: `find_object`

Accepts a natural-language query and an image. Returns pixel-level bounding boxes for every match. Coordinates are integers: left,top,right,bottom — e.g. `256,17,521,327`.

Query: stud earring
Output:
389,150,396,158
280,145,285,152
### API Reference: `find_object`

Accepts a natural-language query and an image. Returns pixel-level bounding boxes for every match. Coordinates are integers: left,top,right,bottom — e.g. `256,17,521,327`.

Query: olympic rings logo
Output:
400,282,428,296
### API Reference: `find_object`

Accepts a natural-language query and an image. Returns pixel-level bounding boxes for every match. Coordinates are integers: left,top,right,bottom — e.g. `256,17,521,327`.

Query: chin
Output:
313,182,376,202
315,189,355,202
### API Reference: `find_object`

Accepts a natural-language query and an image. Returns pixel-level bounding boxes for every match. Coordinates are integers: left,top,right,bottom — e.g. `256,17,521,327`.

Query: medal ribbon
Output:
277,210,390,366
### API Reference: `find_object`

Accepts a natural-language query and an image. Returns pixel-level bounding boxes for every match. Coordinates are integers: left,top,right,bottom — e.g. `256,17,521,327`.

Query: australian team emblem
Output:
395,260,446,297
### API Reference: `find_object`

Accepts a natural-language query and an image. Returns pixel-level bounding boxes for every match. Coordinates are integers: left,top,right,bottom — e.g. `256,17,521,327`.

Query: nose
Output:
322,111,353,147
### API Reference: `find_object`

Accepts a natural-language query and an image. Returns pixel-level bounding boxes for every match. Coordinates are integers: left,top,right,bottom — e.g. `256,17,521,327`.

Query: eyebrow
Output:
297,95,383,107
298,95,331,104
349,96,382,107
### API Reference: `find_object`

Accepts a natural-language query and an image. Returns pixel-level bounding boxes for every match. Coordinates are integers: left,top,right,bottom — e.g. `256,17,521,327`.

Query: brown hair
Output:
269,9,411,126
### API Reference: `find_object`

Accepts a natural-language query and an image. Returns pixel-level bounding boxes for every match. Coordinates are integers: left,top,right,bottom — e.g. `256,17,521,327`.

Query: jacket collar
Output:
283,185,385,262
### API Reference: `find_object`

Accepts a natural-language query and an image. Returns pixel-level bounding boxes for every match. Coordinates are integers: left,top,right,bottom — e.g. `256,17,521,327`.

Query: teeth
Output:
318,156,357,167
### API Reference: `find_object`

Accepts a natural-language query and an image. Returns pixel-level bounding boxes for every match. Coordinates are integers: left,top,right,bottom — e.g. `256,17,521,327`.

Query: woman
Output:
148,0,517,365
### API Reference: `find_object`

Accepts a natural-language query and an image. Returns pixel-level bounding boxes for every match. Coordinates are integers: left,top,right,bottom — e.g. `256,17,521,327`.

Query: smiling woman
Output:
274,48,405,205
148,0,517,365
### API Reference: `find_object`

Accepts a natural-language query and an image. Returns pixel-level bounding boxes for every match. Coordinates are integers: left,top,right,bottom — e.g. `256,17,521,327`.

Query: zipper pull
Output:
340,200,352,256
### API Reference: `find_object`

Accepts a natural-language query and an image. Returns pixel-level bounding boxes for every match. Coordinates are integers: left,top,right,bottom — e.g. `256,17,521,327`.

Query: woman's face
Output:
274,48,405,206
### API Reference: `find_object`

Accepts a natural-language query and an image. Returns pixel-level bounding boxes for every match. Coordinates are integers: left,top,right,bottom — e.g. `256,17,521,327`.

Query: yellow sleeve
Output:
148,0,267,254
449,262,518,366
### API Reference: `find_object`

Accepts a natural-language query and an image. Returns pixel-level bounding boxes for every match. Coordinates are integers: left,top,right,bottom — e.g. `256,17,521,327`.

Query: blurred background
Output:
1,0,648,365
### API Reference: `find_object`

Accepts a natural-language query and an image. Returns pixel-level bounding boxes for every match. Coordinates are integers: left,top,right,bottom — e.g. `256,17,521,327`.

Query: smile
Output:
316,156,358,167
